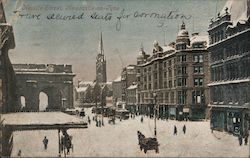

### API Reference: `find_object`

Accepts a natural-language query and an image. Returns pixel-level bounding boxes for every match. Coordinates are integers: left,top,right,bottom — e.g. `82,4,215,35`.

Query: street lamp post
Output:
153,92,157,137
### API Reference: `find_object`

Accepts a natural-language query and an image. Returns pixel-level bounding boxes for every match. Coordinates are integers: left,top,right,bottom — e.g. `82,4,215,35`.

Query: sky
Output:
3,0,227,82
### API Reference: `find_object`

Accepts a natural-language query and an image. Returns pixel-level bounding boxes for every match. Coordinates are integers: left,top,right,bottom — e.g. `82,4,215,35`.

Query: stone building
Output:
75,81,93,104
112,76,122,104
208,0,250,135
126,84,138,113
0,2,18,113
96,33,107,83
0,2,16,156
137,22,210,120
121,65,137,103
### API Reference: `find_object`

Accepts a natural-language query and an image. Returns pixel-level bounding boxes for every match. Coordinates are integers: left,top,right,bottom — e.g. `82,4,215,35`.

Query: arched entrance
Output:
20,96,26,110
39,92,48,111
38,87,62,111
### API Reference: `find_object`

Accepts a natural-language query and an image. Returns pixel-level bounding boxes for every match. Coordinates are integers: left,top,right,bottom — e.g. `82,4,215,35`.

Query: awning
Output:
210,104,248,109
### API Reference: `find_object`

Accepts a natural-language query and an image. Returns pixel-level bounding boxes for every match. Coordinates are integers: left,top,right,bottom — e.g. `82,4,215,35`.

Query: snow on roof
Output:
126,66,135,70
127,84,137,90
162,45,175,52
106,81,112,85
2,112,85,125
79,81,94,87
76,86,89,92
220,0,249,26
190,35,209,45
113,76,121,82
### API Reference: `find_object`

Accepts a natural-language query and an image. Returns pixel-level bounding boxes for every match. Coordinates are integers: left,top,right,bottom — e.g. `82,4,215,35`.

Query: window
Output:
164,81,167,88
177,66,187,75
148,84,151,89
164,62,166,68
148,67,151,72
154,82,158,89
168,69,172,77
178,91,186,104
169,80,172,88
168,60,172,67
194,66,204,74
144,76,147,82
154,73,157,79
194,55,199,62
194,78,203,86
199,55,203,62
170,92,175,103
177,78,187,86
165,92,169,103
144,68,147,72
193,55,203,63
182,67,186,74
192,90,205,104
164,72,167,78
148,75,151,81
178,55,187,62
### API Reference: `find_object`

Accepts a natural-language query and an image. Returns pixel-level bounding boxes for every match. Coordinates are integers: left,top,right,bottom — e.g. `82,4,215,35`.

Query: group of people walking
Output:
174,125,186,135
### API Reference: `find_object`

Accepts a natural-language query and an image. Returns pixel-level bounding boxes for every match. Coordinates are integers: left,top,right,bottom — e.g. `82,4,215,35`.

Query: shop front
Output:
169,107,176,120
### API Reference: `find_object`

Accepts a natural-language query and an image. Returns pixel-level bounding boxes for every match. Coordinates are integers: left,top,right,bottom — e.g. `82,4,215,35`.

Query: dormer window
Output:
176,43,187,50
193,42,204,48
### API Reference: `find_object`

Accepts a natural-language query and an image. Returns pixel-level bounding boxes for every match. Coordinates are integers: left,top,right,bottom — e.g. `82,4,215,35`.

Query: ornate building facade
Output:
208,0,250,135
0,2,18,113
96,33,107,83
137,22,210,120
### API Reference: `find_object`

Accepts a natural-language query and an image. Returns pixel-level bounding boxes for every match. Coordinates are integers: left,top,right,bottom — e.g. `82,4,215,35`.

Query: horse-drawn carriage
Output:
137,131,159,153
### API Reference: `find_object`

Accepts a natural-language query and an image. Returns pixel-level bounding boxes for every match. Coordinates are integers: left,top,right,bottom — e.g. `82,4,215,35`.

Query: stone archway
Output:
13,64,75,111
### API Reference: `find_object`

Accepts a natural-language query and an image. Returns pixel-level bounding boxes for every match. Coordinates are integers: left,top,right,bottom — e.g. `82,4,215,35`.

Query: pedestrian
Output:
98,120,101,127
88,117,91,125
43,136,49,150
238,134,243,146
17,149,22,157
141,116,143,123
174,125,177,135
244,132,249,145
95,120,98,127
183,125,186,134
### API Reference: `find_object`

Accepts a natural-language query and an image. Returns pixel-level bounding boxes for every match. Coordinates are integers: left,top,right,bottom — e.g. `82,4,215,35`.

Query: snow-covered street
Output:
11,108,249,157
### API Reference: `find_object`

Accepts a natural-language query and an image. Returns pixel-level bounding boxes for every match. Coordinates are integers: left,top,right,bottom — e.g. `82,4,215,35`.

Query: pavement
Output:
11,108,250,157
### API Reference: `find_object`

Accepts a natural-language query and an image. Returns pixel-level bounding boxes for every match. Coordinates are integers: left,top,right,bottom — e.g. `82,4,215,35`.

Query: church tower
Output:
96,32,107,83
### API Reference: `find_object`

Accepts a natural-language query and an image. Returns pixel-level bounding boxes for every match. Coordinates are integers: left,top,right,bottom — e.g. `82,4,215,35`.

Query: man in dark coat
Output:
183,125,186,134
174,125,177,135
43,136,49,150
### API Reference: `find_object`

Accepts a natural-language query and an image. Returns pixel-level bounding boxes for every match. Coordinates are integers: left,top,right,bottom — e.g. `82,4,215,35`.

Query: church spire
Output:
100,32,104,55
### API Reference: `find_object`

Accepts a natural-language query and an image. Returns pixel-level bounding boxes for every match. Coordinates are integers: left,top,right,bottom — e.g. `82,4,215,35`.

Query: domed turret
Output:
176,22,190,45
137,43,149,65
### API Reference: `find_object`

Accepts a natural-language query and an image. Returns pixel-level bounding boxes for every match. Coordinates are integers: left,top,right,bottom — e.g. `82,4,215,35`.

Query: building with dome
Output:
136,22,210,120
208,0,250,135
